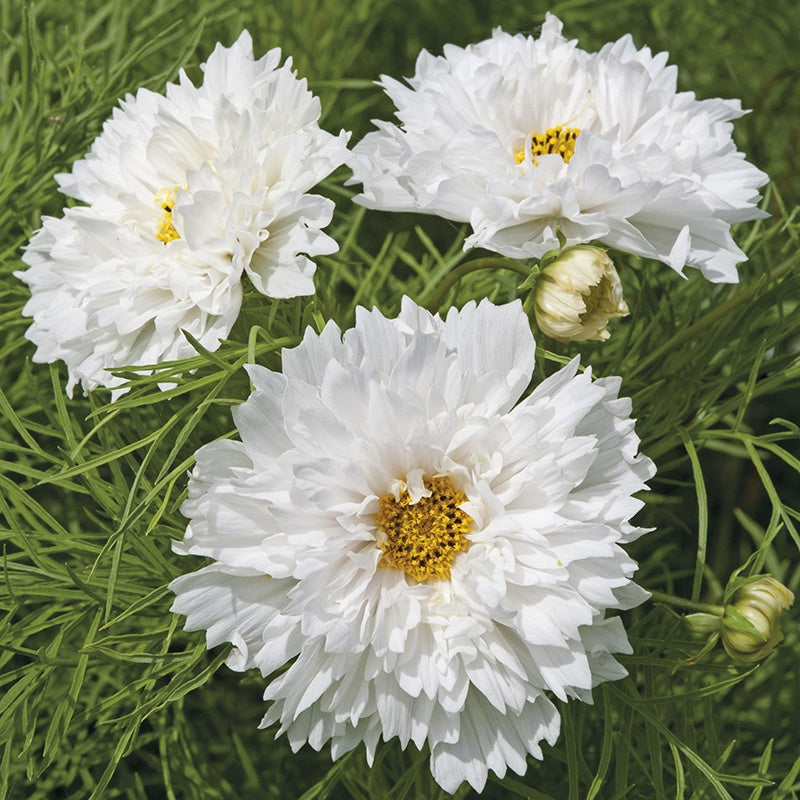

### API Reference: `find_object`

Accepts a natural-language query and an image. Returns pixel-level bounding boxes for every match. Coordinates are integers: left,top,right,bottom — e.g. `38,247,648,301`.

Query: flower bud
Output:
721,576,794,663
683,612,722,635
534,246,629,341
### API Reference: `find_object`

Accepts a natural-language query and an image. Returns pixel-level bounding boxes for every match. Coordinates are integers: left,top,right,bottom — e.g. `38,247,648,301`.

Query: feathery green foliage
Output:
2,0,799,798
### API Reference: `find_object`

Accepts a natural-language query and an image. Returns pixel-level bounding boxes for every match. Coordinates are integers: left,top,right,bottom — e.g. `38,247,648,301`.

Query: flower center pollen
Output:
514,126,580,166
376,476,472,582
155,187,181,243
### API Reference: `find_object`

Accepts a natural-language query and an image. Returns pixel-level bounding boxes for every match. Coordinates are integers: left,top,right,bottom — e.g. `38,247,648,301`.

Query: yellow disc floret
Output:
514,125,580,166
155,186,181,243
376,476,473,582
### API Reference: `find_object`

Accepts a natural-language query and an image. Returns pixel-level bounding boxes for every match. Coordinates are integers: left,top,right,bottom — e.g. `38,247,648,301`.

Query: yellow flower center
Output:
155,187,181,243
514,126,580,166
376,476,472,582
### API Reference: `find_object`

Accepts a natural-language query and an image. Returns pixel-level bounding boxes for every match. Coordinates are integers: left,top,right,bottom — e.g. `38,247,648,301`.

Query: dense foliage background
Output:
1,1,799,797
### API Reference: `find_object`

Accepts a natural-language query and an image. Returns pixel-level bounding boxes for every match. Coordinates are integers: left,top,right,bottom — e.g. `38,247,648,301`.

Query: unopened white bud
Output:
721,576,794,663
534,246,629,342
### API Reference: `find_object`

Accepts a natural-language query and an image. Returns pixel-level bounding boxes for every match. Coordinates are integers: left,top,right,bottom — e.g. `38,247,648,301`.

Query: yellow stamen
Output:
514,125,580,166
376,476,472,582
155,187,181,243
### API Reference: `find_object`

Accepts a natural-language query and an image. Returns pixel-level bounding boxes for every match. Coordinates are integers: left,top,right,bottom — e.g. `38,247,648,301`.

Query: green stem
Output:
647,589,724,616
422,257,532,312
626,252,799,381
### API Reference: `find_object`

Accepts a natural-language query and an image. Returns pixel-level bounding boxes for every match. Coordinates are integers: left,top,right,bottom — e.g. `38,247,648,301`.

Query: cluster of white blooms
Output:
15,16,771,795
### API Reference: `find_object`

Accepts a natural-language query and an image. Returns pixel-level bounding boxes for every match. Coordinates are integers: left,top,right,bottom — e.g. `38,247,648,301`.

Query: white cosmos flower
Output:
16,31,350,396
169,297,655,793
348,14,767,283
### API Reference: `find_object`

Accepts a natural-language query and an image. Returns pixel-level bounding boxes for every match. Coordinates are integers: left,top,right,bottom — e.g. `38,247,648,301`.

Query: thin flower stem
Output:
422,257,532,311
626,252,800,380
647,589,724,616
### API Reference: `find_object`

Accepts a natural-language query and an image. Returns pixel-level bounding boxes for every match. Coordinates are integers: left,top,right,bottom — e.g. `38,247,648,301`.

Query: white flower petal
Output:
169,564,300,674
429,689,560,793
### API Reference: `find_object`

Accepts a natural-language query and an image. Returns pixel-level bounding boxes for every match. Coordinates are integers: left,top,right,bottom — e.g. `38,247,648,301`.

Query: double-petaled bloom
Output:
17,32,349,396
170,297,655,793
349,14,767,283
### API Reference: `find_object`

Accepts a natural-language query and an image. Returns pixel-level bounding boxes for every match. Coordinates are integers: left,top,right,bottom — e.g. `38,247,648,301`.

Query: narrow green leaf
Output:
678,427,708,602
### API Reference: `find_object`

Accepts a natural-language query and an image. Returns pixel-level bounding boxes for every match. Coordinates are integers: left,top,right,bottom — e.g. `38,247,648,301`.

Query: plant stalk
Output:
647,589,724,615
422,257,532,312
